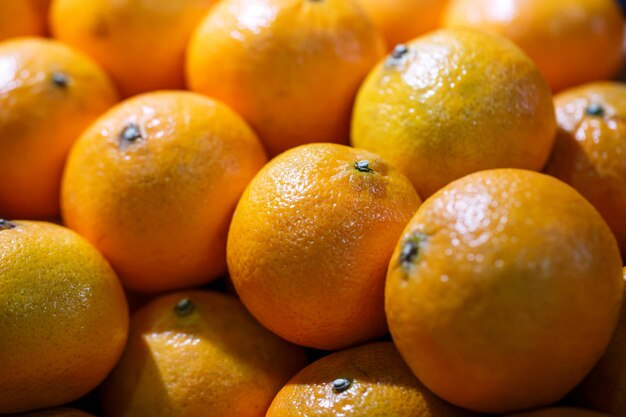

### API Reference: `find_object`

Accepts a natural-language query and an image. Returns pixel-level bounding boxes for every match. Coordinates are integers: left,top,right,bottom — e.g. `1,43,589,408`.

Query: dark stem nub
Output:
331,378,352,393
354,160,374,173
400,233,427,270
586,103,605,117
0,219,16,230
120,123,143,143
174,298,195,317
51,71,70,88
391,44,409,59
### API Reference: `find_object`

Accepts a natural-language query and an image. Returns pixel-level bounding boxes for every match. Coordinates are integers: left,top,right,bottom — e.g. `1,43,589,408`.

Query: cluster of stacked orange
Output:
1,0,626,416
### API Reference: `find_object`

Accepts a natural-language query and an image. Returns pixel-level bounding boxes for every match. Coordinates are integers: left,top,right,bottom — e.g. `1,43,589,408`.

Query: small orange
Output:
227,143,421,350
544,82,626,261
0,37,119,219
50,0,218,97
0,1,50,41
0,220,128,414
442,0,625,92
6,408,96,417
505,408,610,417
266,341,480,417
62,91,267,293
101,291,307,417
386,169,623,413
351,29,556,199
186,0,385,156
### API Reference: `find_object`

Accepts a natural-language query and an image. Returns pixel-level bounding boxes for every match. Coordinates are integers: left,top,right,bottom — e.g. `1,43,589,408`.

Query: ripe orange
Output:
351,29,556,199
50,0,218,97
267,341,479,417
186,0,385,156
386,169,623,413
62,91,267,293
0,37,119,219
0,1,50,41
0,220,128,414
6,408,96,417
442,0,624,92
101,291,307,417
544,82,626,261
505,408,610,417
227,143,421,350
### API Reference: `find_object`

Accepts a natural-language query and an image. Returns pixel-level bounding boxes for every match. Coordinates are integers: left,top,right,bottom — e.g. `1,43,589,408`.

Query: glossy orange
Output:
0,1,50,40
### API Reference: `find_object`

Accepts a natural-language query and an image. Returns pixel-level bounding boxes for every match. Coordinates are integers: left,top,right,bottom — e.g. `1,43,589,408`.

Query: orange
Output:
266,341,479,417
0,220,129,414
50,0,218,97
544,82,626,261
351,29,556,199
101,290,307,417
506,408,610,417
442,0,624,92
353,0,450,48
385,169,623,413
186,0,385,156
0,1,50,41
6,408,96,417
62,91,267,293
227,143,421,350
0,37,119,219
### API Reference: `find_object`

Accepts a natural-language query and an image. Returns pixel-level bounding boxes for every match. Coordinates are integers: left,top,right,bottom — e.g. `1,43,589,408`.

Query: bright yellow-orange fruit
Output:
386,169,623,413
505,408,610,417
0,37,119,219
351,29,556,199
227,143,421,350
50,0,218,97
101,291,307,417
442,0,624,92
0,1,50,40
6,408,96,417
0,220,128,414
186,0,385,156
62,91,267,293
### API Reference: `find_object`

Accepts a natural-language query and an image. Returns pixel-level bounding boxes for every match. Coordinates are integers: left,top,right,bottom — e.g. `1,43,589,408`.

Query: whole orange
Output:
267,342,479,417
101,291,307,417
351,29,556,199
0,220,128,414
186,0,385,156
544,82,626,261
62,91,267,293
50,0,218,97
386,169,623,413
0,37,119,219
227,143,421,350
6,408,96,417
442,0,624,92
0,1,50,40
506,408,610,417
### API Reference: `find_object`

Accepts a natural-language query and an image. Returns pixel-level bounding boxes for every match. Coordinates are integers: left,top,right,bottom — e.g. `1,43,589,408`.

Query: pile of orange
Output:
1,0,626,416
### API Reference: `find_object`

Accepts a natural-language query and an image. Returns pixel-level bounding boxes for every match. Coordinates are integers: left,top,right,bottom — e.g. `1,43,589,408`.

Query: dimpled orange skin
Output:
0,1,50,40
62,91,267,293
50,0,218,97
544,82,626,261
0,221,129,414
6,408,97,417
186,0,385,157
227,143,421,350
0,38,119,219
266,342,480,417
385,169,623,414
442,0,624,92
506,408,610,417
352,0,450,49
101,291,307,417
351,29,556,199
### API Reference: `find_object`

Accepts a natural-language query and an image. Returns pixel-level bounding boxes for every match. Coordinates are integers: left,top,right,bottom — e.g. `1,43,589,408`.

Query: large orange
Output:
385,169,623,413
101,291,307,417
0,1,50,41
186,0,385,156
351,29,556,199
50,0,218,97
227,143,421,350
6,409,96,417
62,91,267,293
506,408,610,417
442,0,624,92
544,82,626,261
0,37,119,219
0,220,128,414
267,342,479,417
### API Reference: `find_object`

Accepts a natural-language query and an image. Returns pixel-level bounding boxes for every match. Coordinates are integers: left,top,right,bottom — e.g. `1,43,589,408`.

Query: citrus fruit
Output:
442,0,624,92
544,82,626,260
6,408,96,417
227,143,421,350
0,1,50,41
386,169,623,413
0,37,119,219
50,0,218,97
0,220,128,414
62,91,267,293
186,0,385,156
267,341,479,417
505,408,610,417
351,29,556,199
101,291,307,417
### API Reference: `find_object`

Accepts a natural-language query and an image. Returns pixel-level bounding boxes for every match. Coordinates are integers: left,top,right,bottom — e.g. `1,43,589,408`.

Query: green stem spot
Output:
354,160,374,173
332,378,352,393
400,232,428,270
391,44,409,59
51,71,70,88
586,103,605,117
174,298,195,317
0,219,16,230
